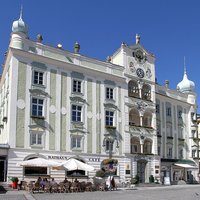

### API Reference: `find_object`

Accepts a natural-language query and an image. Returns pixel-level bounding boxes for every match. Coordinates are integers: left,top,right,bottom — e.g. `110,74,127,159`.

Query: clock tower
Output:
110,35,158,183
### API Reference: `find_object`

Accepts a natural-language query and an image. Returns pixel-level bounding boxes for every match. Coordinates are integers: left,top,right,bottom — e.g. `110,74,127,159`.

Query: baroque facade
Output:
0,14,198,184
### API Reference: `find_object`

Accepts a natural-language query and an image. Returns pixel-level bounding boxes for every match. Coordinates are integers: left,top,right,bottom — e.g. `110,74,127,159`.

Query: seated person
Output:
63,178,69,183
40,178,48,188
74,178,79,183
50,178,57,186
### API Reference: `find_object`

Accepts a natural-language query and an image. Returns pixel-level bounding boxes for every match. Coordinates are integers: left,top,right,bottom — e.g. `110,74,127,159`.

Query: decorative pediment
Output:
70,129,87,134
29,89,50,97
135,100,148,113
104,103,118,110
29,124,46,131
70,96,87,104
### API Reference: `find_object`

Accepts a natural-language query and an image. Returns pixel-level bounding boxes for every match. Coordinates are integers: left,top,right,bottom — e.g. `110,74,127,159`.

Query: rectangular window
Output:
158,146,161,155
72,105,82,122
178,110,182,118
106,87,113,100
30,132,43,145
105,140,113,151
192,149,196,158
168,147,172,158
179,149,183,159
33,71,44,85
156,104,160,113
105,110,114,126
71,137,81,149
166,107,171,116
73,80,81,93
31,98,44,117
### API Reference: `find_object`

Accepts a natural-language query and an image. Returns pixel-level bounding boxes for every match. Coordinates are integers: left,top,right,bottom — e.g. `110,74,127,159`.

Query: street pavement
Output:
1,185,200,200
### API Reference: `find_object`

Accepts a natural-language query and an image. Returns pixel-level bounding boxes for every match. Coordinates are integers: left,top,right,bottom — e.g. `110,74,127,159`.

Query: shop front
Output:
0,144,9,182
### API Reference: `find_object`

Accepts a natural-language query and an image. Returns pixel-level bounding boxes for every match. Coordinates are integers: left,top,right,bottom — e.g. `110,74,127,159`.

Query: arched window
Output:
143,139,152,154
130,137,141,154
143,111,152,128
142,84,151,101
128,80,139,98
129,109,140,126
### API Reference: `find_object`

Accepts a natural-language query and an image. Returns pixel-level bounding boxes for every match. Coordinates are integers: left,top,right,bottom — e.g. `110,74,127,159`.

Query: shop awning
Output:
174,163,198,169
174,159,198,169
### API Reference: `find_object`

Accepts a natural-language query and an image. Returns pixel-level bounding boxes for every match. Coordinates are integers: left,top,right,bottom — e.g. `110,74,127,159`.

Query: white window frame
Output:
71,104,83,122
71,136,82,150
105,110,115,127
30,131,44,146
31,97,45,118
72,79,82,94
32,69,46,86
105,87,114,100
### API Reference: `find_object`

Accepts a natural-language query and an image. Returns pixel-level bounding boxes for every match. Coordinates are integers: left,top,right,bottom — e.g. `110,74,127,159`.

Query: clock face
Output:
136,68,145,78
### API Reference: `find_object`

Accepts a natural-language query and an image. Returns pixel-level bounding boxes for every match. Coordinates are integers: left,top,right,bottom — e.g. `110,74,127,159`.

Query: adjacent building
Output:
0,14,198,184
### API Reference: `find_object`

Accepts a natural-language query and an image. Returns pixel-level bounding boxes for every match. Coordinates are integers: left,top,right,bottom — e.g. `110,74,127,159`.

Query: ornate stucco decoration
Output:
104,103,119,111
29,89,50,97
70,96,87,104
135,100,148,114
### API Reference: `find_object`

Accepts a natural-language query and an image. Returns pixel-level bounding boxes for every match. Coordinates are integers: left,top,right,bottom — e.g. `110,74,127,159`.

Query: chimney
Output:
136,34,140,44
74,42,80,53
165,80,169,88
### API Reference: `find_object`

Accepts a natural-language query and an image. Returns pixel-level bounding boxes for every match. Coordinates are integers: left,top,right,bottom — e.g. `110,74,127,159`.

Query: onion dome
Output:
12,8,28,35
177,68,195,93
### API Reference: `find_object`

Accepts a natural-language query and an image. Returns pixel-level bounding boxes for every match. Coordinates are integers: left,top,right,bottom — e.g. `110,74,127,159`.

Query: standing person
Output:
111,176,116,190
106,176,111,191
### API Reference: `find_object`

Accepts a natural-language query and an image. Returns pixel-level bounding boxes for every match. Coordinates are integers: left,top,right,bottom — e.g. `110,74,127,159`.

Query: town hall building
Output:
0,13,198,184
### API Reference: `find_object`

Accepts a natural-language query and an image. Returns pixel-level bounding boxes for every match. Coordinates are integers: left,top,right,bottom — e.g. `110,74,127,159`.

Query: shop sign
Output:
88,157,100,162
48,155,68,160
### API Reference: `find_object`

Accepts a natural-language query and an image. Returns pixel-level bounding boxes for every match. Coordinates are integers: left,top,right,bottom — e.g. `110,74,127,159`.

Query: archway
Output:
137,159,147,183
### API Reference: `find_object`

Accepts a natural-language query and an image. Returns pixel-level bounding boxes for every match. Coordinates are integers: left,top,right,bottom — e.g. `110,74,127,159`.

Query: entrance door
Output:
0,160,5,181
137,160,147,183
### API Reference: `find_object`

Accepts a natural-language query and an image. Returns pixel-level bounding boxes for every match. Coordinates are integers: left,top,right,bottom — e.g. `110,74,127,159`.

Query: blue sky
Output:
0,0,199,111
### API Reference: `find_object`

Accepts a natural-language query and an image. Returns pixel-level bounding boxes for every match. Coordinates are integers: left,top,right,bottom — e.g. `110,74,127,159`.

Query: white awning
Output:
174,163,198,169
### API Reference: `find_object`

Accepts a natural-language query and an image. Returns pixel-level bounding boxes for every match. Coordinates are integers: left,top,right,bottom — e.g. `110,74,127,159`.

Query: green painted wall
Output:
60,72,67,151
16,62,27,148
49,69,57,150
87,79,93,153
96,81,101,154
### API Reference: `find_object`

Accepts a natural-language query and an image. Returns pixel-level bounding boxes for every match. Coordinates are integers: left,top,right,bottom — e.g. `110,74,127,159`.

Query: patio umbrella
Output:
16,158,60,167
61,158,95,172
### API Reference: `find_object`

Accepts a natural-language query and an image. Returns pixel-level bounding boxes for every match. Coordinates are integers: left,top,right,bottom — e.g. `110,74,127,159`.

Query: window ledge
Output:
32,84,46,88
71,148,82,152
31,116,45,120
30,145,43,149
105,125,116,129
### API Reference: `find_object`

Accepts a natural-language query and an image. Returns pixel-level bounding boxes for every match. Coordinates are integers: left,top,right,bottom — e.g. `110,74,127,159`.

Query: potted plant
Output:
11,177,18,189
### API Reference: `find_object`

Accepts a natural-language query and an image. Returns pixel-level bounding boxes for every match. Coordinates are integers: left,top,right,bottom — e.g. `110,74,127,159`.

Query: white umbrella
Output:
16,158,60,167
61,158,95,172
